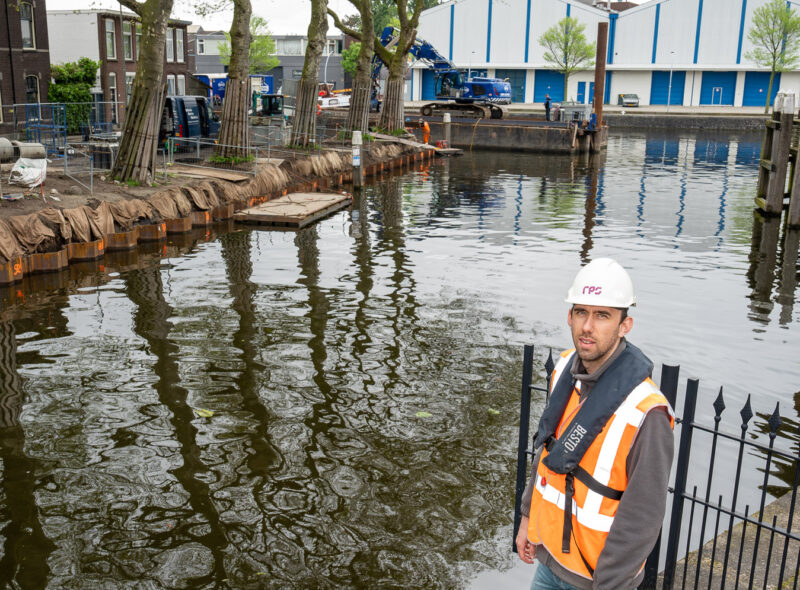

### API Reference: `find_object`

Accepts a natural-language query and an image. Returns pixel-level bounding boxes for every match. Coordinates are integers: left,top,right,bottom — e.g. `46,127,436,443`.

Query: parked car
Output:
160,96,220,144
618,94,640,107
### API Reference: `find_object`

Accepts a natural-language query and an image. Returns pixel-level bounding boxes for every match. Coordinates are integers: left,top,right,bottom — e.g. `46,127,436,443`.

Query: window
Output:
125,72,135,102
167,75,176,95
278,39,302,55
166,27,174,62
106,18,116,59
136,23,142,59
197,38,205,54
325,39,337,55
177,75,185,96
25,75,39,103
176,29,184,62
108,73,118,122
20,3,35,49
123,21,133,60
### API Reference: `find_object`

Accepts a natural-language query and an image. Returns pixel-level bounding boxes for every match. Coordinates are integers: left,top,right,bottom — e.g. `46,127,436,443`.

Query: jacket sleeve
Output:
592,408,674,590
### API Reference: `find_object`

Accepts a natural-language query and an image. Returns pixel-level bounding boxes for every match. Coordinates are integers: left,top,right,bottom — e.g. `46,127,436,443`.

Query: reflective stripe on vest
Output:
528,350,674,579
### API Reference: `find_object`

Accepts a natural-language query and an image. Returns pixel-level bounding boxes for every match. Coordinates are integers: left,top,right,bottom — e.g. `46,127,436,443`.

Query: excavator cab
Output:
435,71,463,99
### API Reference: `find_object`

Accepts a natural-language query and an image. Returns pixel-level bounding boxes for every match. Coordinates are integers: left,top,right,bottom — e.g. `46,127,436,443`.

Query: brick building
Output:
47,10,193,124
1,0,51,133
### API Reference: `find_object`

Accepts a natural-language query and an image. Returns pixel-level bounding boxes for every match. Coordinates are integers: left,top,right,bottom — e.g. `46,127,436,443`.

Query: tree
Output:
290,0,328,147
372,0,425,132
329,0,375,135
111,0,175,183
216,0,251,157
48,58,100,133
341,42,360,77
371,0,439,35
539,17,595,102
745,0,800,113
219,16,279,74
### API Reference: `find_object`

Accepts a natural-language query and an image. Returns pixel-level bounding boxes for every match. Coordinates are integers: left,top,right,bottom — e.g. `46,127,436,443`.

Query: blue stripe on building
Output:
566,2,571,17
525,0,532,63
608,14,618,64
449,4,454,61
652,4,660,64
736,0,747,64
605,71,612,103
486,0,493,63
693,0,704,64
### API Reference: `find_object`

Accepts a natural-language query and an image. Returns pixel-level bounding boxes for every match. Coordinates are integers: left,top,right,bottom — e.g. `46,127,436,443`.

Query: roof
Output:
46,9,191,26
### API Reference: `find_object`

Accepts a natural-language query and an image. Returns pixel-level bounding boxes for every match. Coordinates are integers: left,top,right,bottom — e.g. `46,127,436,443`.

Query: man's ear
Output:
618,315,633,338
567,308,573,328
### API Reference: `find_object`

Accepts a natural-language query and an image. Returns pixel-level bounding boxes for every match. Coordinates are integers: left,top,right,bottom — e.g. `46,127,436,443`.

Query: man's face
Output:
567,304,633,372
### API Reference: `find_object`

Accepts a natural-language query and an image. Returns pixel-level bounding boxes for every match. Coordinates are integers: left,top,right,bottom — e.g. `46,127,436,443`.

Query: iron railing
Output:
515,346,800,590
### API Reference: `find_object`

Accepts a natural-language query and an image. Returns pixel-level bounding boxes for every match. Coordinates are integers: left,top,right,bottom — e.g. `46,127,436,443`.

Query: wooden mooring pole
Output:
760,93,795,215
593,23,609,130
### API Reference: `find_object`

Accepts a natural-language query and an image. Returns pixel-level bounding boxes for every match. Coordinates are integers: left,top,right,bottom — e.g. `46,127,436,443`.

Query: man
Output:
419,118,431,145
544,94,552,121
516,258,674,590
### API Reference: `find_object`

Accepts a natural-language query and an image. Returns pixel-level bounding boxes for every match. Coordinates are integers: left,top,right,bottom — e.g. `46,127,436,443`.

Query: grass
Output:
209,154,255,165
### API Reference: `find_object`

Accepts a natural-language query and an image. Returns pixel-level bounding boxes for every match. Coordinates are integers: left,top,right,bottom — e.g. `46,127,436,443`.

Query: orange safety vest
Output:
528,349,674,580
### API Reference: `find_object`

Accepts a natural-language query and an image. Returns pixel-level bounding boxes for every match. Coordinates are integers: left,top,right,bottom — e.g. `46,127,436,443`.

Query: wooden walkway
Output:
233,192,352,229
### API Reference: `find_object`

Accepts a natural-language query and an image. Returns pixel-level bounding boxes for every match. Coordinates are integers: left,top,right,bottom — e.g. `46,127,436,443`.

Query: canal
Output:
0,129,797,588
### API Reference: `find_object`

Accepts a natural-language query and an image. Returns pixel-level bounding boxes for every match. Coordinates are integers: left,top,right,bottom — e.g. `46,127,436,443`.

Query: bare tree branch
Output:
328,7,362,40
117,0,143,15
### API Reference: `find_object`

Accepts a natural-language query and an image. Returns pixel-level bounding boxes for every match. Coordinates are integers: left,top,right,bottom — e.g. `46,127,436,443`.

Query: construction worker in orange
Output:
419,118,430,144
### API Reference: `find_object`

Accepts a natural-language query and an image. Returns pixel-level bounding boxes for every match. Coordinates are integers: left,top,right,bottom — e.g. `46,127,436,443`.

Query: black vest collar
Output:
535,342,653,474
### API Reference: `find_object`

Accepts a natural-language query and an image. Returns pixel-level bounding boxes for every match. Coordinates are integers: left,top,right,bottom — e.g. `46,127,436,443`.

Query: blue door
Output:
650,71,686,105
421,70,436,100
742,71,780,107
589,82,595,103
699,71,737,105
534,70,565,102
495,69,525,103
577,82,586,104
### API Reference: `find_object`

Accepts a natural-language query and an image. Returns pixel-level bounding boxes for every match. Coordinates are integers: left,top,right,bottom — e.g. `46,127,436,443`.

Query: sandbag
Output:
6,213,57,253
183,186,210,210
63,206,104,243
37,208,72,244
148,191,180,220
110,199,153,230
92,202,116,235
8,158,46,188
171,189,193,217
0,220,23,262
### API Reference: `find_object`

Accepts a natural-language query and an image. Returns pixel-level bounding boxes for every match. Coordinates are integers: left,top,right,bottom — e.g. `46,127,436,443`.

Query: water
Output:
0,129,798,589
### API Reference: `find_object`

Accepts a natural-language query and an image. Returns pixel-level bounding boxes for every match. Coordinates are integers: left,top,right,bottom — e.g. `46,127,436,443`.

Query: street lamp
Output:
324,42,333,86
667,50,675,112
468,50,475,79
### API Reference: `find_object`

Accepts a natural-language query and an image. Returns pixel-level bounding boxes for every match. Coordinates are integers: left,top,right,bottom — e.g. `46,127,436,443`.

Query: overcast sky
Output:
45,0,359,35
44,0,643,36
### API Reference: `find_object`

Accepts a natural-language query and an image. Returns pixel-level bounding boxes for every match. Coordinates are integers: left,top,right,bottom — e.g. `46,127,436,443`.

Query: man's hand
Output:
516,516,536,564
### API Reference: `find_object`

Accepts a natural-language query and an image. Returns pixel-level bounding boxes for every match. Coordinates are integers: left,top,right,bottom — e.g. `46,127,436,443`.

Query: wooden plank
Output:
168,165,252,182
760,159,775,172
233,192,352,228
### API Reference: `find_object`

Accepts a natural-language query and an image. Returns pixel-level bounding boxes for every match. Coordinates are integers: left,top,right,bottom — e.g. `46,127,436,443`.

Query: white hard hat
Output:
565,258,636,308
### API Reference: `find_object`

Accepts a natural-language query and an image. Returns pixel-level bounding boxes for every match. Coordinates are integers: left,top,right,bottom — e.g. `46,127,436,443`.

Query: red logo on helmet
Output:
582,286,603,295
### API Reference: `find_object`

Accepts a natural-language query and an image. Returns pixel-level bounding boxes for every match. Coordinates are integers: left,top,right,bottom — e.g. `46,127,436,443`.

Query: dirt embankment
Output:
0,142,415,264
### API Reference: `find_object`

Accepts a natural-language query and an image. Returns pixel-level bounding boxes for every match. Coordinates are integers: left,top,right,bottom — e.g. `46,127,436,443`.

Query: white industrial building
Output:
413,0,800,106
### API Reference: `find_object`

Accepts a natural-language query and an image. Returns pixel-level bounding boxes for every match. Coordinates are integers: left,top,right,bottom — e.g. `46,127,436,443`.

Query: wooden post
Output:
352,131,364,190
765,93,794,215
757,102,781,198
593,23,609,129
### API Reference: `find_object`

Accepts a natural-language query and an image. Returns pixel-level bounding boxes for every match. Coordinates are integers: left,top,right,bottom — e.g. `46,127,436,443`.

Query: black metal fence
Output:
515,345,800,590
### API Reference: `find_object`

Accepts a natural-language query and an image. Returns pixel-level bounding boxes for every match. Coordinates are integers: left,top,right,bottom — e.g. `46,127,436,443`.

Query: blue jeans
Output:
530,563,582,590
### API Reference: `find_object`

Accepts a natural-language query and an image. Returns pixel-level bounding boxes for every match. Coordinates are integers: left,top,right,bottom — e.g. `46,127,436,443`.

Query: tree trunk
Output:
111,0,173,183
379,67,406,131
346,0,374,134
765,69,776,114
563,74,570,102
217,0,251,158
290,0,328,147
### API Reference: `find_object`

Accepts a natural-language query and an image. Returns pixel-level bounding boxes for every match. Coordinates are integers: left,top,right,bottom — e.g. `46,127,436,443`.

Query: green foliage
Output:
219,16,280,74
372,0,440,35
538,17,595,101
48,57,102,133
126,179,141,187
746,0,800,111
209,153,255,165
342,42,360,76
